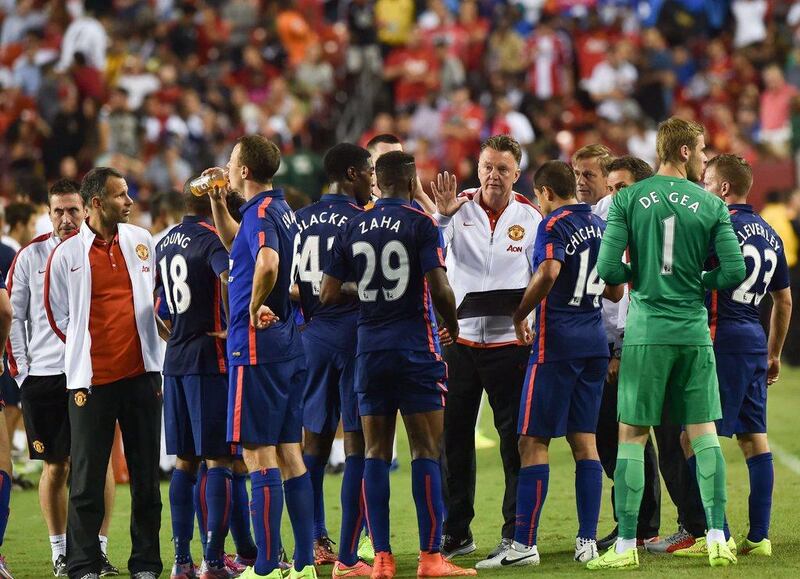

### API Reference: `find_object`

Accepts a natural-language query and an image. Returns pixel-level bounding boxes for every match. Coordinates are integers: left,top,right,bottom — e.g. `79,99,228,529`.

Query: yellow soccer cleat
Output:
357,536,375,563
740,537,772,556
290,565,319,579
708,540,737,567
585,544,639,571
241,567,286,579
674,536,737,558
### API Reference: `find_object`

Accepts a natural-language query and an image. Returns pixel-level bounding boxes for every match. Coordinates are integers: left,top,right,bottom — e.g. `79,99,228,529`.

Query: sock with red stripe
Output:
169,468,195,564
204,467,233,566
513,464,549,547
338,455,365,566
250,469,283,575
303,454,328,540
575,459,603,540
194,462,209,552
411,458,443,553
364,458,392,553
746,452,773,542
230,471,258,559
285,472,315,569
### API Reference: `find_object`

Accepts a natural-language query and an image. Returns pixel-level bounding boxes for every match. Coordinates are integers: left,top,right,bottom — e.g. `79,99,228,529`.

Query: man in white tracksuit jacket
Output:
45,167,164,579
431,136,542,563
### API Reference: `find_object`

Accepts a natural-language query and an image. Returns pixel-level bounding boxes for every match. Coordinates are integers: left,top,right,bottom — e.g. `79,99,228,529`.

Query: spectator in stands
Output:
760,64,798,158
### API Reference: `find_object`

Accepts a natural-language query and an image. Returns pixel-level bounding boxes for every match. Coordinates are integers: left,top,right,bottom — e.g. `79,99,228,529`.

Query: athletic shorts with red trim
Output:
517,356,607,438
355,349,447,417
164,374,230,457
226,356,306,446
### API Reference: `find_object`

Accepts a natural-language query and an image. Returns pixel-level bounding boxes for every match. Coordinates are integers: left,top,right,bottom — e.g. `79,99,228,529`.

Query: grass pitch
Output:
5,366,800,577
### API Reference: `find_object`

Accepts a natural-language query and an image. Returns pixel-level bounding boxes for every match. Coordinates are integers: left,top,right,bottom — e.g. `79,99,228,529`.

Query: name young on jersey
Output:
158,230,193,251
638,191,701,213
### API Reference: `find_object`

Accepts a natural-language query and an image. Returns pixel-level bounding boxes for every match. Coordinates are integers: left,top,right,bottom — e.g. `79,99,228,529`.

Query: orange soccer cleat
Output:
417,552,477,577
370,552,396,579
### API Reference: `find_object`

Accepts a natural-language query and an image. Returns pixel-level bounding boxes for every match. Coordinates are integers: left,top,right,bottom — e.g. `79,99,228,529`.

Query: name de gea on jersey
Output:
638,190,702,213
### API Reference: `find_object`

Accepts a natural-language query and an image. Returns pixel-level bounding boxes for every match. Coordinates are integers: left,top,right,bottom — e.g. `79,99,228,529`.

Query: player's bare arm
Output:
0,290,11,375
425,267,459,344
204,167,240,251
319,273,344,305
767,286,792,385
207,270,230,340
512,259,561,345
249,247,280,330
431,171,467,217
602,283,624,303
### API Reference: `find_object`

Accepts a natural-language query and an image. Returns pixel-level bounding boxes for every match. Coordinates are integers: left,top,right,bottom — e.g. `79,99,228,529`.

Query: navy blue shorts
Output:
227,357,306,446
355,349,447,417
164,374,231,458
0,373,19,407
518,357,607,438
302,335,360,434
715,352,768,437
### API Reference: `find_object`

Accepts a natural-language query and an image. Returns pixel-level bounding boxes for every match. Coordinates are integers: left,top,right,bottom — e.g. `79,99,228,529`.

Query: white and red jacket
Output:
6,233,63,385
434,189,542,347
44,222,163,390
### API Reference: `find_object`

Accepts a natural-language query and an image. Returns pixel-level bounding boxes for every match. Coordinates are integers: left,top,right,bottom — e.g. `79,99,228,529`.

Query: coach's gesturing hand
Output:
431,171,467,217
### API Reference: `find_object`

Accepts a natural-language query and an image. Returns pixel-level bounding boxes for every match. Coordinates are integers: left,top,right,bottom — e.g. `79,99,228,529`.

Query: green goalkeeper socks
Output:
691,433,728,530
614,443,645,540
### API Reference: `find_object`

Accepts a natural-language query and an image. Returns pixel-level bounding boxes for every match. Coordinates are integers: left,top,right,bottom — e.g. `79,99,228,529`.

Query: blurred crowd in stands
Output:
0,0,799,213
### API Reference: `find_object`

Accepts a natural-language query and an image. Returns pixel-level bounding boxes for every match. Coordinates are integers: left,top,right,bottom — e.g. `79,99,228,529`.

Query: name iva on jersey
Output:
737,222,782,252
638,191,702,213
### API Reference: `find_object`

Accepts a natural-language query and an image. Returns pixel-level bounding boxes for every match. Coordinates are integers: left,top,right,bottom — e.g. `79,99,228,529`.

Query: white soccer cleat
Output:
575,537,599,562
474,542,539,569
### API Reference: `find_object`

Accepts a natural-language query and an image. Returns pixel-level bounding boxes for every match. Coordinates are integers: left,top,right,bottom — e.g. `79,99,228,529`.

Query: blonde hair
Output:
705,154,753,197
571,144,614,176
656,117,704,165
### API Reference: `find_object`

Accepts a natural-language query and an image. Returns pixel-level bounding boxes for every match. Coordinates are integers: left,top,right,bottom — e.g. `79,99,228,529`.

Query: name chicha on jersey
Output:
638,190,701,213
565,224,604,255
736,222,781,252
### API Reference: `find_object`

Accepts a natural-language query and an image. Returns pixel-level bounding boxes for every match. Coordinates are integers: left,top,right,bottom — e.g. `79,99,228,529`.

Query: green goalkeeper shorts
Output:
617,345,722,426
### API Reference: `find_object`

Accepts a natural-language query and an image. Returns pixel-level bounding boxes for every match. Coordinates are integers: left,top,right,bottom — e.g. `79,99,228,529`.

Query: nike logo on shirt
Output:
70,266,81,272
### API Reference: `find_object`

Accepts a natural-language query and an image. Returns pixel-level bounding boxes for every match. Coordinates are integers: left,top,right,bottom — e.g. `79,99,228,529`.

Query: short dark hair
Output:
606,156,654,183
81,167,125,205
481,135,522,165
365,133,401,153
6,202,36,231
324,143,371,183
151,189,186,222
237,134,281,183
533,160,577,200
182,177,211,217
375,151,416,191
705,154,753,197
49,179,82,204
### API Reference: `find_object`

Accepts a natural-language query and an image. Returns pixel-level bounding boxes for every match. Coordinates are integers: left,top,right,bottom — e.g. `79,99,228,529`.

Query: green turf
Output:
5,366,800,577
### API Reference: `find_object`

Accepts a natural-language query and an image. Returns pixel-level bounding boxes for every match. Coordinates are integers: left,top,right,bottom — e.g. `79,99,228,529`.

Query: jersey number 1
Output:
661,215,675,275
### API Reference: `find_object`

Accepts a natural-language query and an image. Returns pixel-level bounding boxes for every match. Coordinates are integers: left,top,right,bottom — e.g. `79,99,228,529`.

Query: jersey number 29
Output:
352,240,410,302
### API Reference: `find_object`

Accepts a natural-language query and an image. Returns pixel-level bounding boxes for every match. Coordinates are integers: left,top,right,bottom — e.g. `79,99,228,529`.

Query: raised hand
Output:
431,171,467,217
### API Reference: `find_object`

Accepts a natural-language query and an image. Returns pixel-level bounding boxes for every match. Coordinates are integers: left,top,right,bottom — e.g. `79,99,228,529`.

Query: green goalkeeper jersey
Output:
597,175,745,346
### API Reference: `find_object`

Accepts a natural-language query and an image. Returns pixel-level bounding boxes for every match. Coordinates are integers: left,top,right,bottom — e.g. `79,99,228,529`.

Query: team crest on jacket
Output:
136,244,149,261
33,440,44,453
507,224,525,241
74,391,87,407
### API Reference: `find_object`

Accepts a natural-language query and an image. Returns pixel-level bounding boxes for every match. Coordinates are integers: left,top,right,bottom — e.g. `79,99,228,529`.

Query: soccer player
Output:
0,271,14,577
158,177,256,578
589,117,746,570
320,151,475,579
295,143,374,573
7,180,118,577
207,135,315,579
365,135,403,201
699,154,792,556
475,161,621,568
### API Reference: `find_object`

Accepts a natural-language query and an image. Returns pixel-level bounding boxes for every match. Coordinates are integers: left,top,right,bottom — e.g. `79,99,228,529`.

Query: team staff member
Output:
45,168,164,579
430,135,542,563
0,273,14,578
7,180,119,577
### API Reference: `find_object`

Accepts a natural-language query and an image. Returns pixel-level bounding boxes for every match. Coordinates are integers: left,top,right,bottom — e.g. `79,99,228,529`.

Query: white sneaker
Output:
475,542,540,569
575,537,598,562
